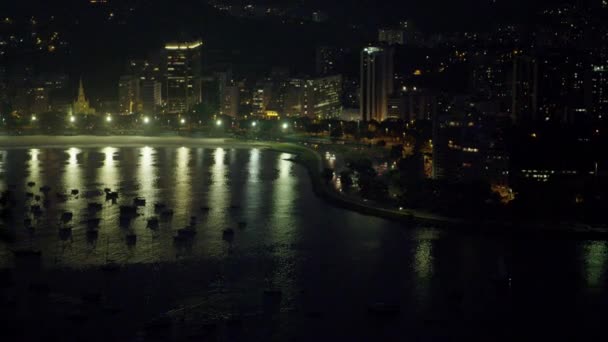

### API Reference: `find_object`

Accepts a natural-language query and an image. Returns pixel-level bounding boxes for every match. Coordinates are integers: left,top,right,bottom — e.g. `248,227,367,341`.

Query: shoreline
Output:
272,142,608,239
1,135,607,238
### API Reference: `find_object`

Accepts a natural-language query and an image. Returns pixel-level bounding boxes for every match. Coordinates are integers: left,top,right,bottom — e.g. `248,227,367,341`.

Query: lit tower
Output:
360,46,392,122
163,40,203,114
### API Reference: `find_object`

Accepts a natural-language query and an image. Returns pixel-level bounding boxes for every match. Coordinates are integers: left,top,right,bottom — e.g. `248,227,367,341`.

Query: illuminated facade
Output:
164,41,203,114
141,80,162,115
431,109,511,184
587,65,608,121
252,82,273,116
285,75,342,119
360,46,392,122
73,78,96,115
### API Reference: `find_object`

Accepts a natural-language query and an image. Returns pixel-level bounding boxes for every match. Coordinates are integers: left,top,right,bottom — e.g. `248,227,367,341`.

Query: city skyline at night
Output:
2,1,608,341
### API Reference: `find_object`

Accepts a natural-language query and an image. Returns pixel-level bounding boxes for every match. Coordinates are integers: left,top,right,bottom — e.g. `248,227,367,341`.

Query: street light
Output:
216,119,222,126
252,121,257,127
180,118,186,124
69,115,75,123
31,115,37,122
143,116,150,124
282,123,288,130
106,115,112,123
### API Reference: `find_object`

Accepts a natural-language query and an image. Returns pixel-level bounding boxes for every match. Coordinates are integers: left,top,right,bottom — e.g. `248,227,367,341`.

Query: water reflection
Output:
244,148,261,213
210,148,228,212
413,230,435,311
267,153,297,299
137,146,157,216
174,147,191,224
248,148,260,183
64,148,82,192
414,240,434,279
584,241,608,288
28,149,41,184
271,153,296,232
0,150,5,193
98,147,120,190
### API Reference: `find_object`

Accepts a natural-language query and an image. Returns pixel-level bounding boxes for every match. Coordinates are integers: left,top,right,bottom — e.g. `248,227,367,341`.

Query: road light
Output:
252,121,257,127
106,115,112,123
180,118,186,124
143,116,150,124
216,119,222,126
282,123,288,130
31,115,37,122
69,115,75,123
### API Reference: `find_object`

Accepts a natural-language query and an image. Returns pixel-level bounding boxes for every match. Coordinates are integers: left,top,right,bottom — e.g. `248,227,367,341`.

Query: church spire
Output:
73,77,95,115
78,77,86,102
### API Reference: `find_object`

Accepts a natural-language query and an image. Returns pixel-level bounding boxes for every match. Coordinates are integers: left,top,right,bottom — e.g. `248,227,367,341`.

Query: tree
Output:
339,170,353,190
191,102,218,124
390,144,404,160
321,168,334,183
330,126,343,139
37,111,66,133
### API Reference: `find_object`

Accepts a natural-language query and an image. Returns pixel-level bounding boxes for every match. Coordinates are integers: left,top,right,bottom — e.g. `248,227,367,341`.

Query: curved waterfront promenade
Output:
270,141,608,239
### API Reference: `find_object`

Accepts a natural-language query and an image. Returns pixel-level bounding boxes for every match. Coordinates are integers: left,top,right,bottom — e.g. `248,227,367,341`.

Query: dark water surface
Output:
0,145,607,340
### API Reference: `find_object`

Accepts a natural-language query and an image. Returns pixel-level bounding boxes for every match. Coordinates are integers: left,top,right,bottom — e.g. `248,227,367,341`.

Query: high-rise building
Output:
511,55,538,124
29,86,50,115
214,69,240,117
163,40,203,114
303,75,342,119
537,52,587,124
404,90,438,121
252,82,273,117
118,75,141,115
141,80,162,115
220,85,239,117
360,46,392,122
387,96,406,119
285,75,342,119
586,65,608,121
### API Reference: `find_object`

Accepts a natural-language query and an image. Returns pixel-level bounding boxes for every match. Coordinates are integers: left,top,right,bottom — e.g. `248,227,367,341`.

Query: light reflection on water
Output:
585,241,608,289
0,145,607,305
137,146,157,218
174,147,191,226
99,147,119,191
